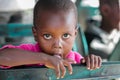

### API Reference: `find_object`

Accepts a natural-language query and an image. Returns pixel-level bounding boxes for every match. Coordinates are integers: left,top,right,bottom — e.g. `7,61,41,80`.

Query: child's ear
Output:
32,27,37,41
75,29,78,37
100,4,111,17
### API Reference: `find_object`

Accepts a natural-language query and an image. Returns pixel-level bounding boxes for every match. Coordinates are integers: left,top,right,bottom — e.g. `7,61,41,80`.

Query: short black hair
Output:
33,0,77,27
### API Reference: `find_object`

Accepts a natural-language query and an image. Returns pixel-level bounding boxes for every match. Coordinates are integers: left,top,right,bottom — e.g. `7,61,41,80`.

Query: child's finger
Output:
63,60,73,75
98,56,102,68
81,58,86,63
86,56,90,70
60,62,66,78
64,58,76,64
90,54,94,70
55,65,60,79
93,56,98,69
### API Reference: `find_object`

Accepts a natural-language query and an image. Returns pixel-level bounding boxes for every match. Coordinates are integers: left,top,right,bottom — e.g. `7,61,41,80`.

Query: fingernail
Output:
87,67,90,70
61,76,64,78
57,77,59,79
97,67,100,69
70,71,72,75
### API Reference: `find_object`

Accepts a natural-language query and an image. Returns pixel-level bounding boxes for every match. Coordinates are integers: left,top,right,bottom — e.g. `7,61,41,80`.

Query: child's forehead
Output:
39,10,75,19
36,10,76,28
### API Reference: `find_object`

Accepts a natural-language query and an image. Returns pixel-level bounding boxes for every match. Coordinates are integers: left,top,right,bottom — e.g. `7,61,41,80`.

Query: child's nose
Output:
53,39,62,48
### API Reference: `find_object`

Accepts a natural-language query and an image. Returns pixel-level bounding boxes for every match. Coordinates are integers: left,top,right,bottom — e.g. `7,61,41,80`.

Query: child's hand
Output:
81,54,102,70
45,55,75,79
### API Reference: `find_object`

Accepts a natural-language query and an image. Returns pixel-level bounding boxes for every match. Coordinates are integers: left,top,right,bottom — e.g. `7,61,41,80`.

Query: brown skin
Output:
33,11,77,58
100,1,120,33
0,11,102,79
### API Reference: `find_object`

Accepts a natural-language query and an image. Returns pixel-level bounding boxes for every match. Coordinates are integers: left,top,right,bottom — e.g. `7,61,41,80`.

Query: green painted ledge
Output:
0,61,120,80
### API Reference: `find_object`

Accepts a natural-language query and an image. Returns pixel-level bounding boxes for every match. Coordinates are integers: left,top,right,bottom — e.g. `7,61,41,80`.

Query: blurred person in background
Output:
0,0,35,24
85,0,120,60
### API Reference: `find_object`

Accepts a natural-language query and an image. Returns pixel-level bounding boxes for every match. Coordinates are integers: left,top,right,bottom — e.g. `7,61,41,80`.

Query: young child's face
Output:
33,10,77,58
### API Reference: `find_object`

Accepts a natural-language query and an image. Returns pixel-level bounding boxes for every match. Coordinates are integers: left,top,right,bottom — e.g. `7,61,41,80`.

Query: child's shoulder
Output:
66,51,83,64
67,50,83,58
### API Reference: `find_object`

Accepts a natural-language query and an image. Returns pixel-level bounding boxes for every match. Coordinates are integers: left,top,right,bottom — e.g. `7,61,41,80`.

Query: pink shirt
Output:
0,43,83,68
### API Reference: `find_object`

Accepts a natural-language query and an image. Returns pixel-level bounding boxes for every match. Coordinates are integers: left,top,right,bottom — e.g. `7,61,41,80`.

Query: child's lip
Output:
52,50,63,55
54,54,62,58
53,52,63,57
52,50,63,57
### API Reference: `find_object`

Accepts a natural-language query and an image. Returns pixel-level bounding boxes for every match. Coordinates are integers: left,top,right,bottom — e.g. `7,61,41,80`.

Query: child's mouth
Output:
54,54,62,58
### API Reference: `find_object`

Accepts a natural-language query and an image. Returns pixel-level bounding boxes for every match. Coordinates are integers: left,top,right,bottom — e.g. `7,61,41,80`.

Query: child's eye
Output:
63,33,70,39
43,34,52,39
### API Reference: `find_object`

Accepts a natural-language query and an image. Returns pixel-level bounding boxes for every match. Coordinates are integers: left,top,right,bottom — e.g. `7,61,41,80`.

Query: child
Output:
0,0,102,79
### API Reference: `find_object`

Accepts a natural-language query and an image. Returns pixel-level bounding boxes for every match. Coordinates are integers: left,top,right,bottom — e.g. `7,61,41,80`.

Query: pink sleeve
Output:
74,52,83,64
66,51,83,64
0,44,37,51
